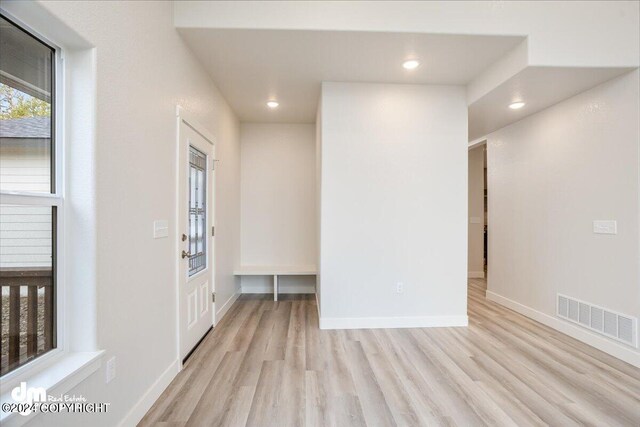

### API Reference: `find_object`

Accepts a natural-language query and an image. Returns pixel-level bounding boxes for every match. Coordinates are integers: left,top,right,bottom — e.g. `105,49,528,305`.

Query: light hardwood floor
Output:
140,279,640,426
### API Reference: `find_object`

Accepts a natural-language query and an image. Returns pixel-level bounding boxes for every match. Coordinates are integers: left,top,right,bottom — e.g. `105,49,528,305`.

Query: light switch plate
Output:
154,220,169,238
593,220,617,235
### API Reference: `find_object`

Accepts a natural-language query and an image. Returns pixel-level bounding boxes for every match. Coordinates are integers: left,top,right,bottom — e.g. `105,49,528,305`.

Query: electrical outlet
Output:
396,282,404,294
106,356,116,384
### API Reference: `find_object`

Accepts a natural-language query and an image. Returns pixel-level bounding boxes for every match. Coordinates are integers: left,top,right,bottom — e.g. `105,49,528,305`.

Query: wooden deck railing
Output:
0,267,54,376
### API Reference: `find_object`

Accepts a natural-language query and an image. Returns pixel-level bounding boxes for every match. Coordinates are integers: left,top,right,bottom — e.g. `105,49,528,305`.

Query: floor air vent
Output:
557,294,637,347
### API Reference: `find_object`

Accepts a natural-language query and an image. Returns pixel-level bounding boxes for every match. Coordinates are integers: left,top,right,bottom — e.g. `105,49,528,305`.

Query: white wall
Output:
4,1,241,426
468,145,484,277
318,82,468,328
486,70,640,366
240,123,316,293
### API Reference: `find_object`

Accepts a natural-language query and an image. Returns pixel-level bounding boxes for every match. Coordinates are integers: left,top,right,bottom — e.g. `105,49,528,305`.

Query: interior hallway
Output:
140,279,640,426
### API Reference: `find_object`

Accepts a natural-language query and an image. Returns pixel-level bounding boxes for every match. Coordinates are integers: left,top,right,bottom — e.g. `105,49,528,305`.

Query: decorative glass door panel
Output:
188,146,206,276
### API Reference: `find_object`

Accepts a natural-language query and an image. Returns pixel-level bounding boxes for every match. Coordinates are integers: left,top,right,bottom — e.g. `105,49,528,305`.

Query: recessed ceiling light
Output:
402,59,420,70
267,100,279,109
509,101,525,110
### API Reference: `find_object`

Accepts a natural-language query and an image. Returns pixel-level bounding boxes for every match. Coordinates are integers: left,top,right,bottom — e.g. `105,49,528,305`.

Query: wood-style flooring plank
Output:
141,281,640,427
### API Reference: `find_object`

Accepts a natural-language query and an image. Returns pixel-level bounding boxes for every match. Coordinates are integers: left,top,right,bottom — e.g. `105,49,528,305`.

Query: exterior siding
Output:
0,137,52,268
0,137,50,193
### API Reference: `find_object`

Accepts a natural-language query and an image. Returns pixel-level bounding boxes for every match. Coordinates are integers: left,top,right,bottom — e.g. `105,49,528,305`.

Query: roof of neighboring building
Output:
0,116,50,139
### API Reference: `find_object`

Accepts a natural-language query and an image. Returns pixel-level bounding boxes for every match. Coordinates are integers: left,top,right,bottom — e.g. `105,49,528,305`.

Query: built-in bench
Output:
233,265,317,301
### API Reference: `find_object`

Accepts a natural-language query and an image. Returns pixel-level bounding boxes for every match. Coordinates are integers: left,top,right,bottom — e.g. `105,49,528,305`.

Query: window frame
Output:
0,11,66,383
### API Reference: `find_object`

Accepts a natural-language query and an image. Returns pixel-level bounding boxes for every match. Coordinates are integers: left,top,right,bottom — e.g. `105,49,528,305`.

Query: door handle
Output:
181,250,191,259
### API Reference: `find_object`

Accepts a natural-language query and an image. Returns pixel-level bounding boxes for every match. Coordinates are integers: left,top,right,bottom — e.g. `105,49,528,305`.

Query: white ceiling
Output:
468,66,634,141
177,28,524,123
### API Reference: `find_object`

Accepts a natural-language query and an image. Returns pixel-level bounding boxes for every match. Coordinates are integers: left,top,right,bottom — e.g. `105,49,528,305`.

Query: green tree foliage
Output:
0,83,50,119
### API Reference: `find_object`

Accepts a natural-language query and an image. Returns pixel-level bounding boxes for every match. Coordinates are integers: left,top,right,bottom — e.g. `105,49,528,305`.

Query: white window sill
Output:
0,350,105,426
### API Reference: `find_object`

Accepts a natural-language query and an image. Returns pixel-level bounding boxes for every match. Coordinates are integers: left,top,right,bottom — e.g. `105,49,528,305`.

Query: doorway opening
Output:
468,142,487,282
483,146,488,276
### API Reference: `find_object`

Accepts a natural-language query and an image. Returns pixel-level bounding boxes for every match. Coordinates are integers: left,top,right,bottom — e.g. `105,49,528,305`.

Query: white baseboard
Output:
241,284,316,294
319,314,468,330
486,290,640,368
118,358,180,427
216,290,240,322
468,271,485,279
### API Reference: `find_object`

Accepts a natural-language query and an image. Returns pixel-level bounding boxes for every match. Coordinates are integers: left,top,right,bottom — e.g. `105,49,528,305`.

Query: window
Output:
188,146,206,276
0,14,59,376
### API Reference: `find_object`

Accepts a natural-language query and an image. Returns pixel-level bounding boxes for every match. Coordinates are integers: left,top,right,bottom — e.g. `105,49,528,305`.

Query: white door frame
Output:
175,105,216,365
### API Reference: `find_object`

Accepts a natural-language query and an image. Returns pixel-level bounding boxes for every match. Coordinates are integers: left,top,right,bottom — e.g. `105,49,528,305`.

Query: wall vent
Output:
557,294,637,348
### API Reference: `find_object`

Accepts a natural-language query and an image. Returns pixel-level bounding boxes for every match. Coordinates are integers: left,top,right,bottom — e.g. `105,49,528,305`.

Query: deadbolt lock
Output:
181,233,187,242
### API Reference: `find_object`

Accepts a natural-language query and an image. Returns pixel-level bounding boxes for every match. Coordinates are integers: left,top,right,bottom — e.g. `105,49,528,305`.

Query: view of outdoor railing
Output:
0,267,54,376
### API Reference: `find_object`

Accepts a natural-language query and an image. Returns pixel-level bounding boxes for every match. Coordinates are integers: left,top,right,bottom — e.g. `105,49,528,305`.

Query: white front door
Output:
178,114,215,360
